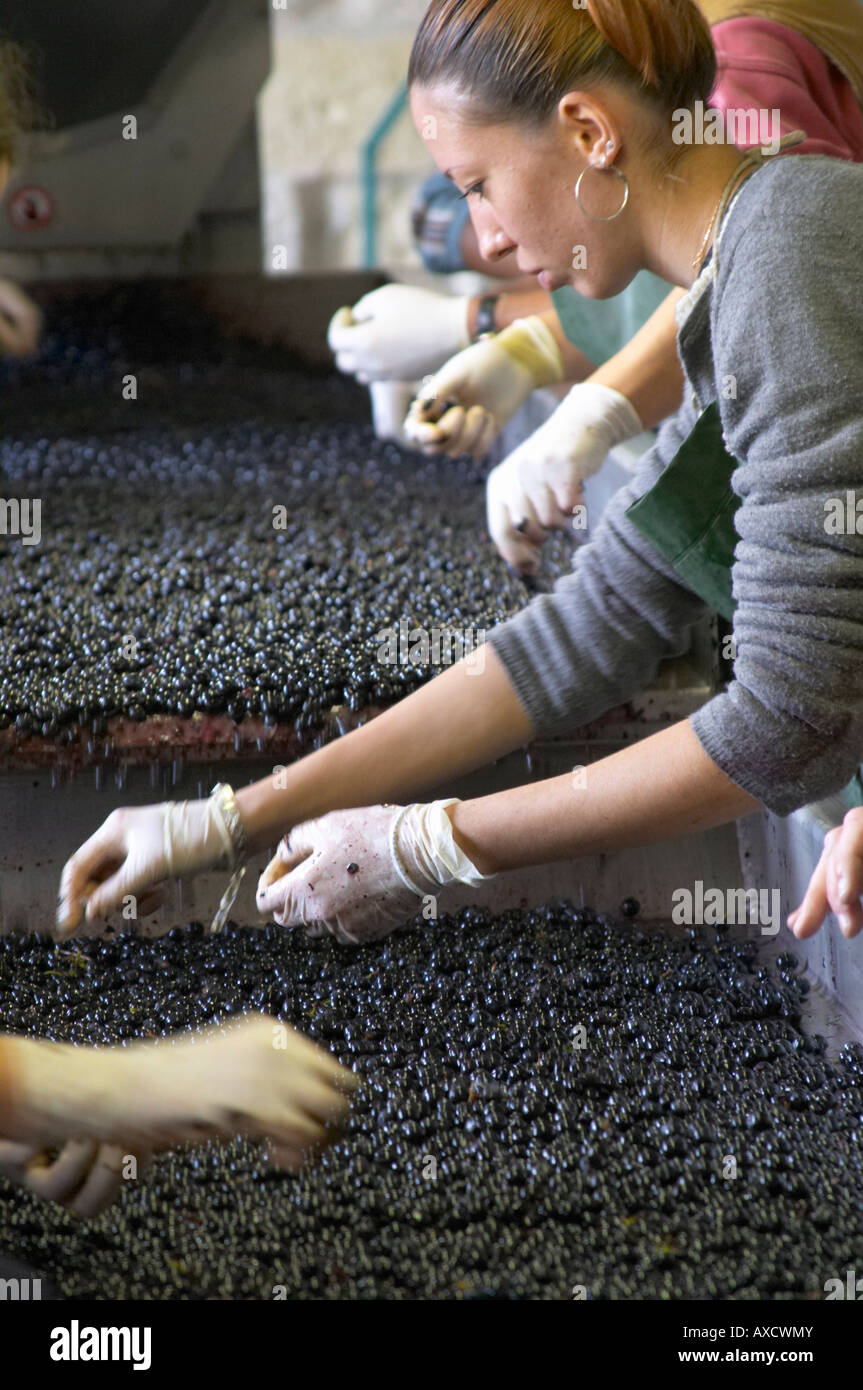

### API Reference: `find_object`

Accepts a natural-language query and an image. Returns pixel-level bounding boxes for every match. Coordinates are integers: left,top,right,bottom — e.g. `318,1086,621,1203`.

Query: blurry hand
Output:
0,278,42,358
328,285,470,383
1,1015,356,1166
0,1138,149,1219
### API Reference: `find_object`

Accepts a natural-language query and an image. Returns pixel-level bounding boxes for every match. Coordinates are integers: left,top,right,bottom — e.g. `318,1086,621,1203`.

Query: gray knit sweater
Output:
489,154,863,817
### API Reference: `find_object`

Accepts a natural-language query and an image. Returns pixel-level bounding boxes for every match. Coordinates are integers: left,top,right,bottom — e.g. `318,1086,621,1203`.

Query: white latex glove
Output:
404,316,564,459
255,800,493,945
0,1139,150,1219
0,1015,356,1165
0,278,42,358
486,381,644,571
56,796,242,936
327,285,470,383
369,379,422,444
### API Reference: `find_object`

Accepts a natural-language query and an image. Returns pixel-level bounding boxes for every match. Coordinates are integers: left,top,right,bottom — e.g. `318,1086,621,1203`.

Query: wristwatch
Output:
473,294,500,341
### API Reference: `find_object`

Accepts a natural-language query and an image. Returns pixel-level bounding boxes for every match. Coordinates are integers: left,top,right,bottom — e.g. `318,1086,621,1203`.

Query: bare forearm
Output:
465,286,685,421
547,308,599,383
465,288,550,334
0,1037,16,1139
449,719,761,874
236,647,533,853
590,288,685,430
465,292,597,383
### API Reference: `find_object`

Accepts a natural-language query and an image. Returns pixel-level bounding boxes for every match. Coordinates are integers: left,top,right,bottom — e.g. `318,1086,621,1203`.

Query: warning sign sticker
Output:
7,185,55,231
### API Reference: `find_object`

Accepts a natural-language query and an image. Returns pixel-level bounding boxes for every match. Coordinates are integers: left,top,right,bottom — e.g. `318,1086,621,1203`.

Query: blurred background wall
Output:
261,0,431,275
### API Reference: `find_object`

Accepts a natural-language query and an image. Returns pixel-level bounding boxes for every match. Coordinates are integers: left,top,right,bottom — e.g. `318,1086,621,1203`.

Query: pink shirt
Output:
711,16,863,161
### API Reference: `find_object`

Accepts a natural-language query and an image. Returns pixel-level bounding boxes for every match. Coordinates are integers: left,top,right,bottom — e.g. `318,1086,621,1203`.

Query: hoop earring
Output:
574,162,630,222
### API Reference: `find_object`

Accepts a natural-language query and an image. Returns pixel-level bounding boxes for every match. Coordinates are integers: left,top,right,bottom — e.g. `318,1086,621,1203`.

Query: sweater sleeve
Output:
689,163,863,816
488,398,711,738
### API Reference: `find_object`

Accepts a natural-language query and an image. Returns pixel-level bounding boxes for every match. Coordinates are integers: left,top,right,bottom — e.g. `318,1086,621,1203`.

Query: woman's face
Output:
410,83,642,299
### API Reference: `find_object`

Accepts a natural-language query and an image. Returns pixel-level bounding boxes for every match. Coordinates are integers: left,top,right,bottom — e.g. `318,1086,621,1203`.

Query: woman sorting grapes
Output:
57,1,863,957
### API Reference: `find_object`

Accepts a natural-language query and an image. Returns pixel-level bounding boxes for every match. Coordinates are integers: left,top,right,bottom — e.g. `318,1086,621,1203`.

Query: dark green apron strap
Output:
625,401,741,622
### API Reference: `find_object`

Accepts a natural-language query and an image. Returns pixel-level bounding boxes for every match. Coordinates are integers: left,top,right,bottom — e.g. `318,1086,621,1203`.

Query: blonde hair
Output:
0,39,42,165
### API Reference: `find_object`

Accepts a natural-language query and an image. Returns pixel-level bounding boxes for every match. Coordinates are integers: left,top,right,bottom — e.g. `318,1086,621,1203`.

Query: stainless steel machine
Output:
0,0,269,278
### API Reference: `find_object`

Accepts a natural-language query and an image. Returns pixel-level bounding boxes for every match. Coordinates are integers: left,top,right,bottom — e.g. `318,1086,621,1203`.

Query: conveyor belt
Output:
1,907,861,1300
0,282,556,757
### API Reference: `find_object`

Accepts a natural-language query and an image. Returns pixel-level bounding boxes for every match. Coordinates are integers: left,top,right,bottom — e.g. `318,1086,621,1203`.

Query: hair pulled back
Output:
409,0,717,124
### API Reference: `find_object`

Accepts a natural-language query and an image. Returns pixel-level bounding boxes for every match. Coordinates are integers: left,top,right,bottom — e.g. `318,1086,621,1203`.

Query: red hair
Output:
409,0,717,123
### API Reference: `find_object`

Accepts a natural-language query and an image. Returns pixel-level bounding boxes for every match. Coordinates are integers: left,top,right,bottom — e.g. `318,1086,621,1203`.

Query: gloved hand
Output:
328,285,470,384
404,316,565,459
369,379,422,445
789,807,863,940
56,795,242,936
0,1015,356,1165
486,381,644,571
255,800,493,945
0,278,42,358
0,1139,150,1219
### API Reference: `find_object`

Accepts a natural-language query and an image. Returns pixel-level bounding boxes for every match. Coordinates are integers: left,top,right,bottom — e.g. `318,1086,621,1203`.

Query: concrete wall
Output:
260,2,432,273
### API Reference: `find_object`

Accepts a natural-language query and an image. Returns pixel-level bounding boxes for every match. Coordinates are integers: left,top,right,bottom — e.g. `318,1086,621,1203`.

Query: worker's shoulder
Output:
720,154,863,274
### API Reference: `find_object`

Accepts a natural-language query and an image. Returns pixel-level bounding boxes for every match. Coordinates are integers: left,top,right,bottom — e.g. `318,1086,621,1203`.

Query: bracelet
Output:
473,294,500,341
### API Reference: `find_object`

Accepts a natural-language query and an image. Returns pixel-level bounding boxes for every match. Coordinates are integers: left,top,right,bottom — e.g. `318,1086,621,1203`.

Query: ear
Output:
557,92,618,166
